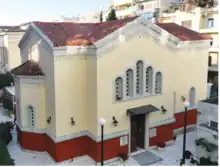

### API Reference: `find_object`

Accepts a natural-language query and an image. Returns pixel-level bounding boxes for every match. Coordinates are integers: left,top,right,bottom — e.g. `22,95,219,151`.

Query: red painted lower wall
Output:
173,108,197,129
17,109,197,163
149,122,173,146
17,127,46,152
17,127,128,163
149,109,197,147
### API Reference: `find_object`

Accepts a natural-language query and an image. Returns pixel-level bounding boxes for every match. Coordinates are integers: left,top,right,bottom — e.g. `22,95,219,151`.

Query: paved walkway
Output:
0,106,197,165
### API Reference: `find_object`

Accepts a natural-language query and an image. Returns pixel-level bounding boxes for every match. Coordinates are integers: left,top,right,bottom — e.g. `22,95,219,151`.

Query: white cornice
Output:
16,75,45,84
31,23,54,48
18,24,32,49
19,23,53,50
53,45,97,57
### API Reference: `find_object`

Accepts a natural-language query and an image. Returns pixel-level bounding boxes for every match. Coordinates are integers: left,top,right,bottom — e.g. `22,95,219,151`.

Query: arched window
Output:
155,72,162,94
126,69,134,97
28,106,34,128
115,77,123,101
136,61,144,95
189,87,196,107
146,66,153,93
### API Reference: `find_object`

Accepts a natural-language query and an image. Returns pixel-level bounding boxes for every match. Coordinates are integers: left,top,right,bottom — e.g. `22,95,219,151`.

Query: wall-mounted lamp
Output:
47,116,51,124
161,106,167,114
112,116,119,126
181,96,186,102
71,117,75,126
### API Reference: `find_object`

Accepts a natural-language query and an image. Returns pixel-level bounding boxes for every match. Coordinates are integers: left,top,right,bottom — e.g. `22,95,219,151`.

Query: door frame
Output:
128,113,149,155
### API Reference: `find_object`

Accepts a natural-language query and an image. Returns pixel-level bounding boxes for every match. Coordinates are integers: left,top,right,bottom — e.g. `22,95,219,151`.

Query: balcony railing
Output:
209,46,219,52
197,124,219,145
199,123,218,132
116,6,138,17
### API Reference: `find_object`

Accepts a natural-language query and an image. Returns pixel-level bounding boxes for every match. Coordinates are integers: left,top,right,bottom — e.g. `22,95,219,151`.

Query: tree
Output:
100,11,103,22
0,122,14,145
2,95,14,111
106,9,118,21
184,0,214,8
0,140,14,165
197,0,214,7
0,72,14,90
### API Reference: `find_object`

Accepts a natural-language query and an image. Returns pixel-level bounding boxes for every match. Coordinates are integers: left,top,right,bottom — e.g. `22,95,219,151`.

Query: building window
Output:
146,66,153,93
136,61,144,95
189,87,196,107
209,120,218,130
181,20,192,29
210,39,213,46
115,77,123,101
210,84,218,98
155,72,162,94
208,18,214,28
126,69,134,97
28,106,35,128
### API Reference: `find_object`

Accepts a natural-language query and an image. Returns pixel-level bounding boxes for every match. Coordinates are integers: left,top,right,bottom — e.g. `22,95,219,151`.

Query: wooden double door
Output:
130,114,146,153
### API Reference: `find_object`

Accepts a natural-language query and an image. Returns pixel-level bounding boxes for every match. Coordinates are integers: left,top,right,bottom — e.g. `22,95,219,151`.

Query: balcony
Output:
115,0,158,18
209,46,219,53
116,6,138,17
199,27,218,34
197,124,218,145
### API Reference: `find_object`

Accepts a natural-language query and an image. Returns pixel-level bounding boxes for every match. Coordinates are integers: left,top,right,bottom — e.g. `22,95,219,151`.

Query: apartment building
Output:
196,97,218,164
0,25,29,73
161,5,219,83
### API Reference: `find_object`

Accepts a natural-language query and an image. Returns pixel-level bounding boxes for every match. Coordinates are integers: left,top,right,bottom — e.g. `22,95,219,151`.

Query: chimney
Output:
208,56,212,66
152,8,160,23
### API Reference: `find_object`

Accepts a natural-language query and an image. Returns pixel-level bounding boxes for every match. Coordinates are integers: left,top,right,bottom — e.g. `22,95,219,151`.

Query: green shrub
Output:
8,110,14,118
0,140,14,165
200,157,218,165
0,122,14,145
2,96,13,111
0,72,14,90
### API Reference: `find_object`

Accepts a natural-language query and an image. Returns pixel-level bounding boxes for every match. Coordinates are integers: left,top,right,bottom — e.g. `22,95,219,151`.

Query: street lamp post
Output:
98,118,106,166
180,101,189,166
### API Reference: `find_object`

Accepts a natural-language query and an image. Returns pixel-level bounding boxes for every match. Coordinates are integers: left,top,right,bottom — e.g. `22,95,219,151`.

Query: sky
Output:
0,0,110,25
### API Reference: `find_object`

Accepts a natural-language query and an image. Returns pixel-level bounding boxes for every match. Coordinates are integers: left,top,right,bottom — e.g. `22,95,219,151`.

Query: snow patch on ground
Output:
0,106,197,166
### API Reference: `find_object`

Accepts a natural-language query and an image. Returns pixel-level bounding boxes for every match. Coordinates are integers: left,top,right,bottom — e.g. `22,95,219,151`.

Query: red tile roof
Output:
156,23,212,41
33,17,137,47
11,60,44,76
33,19,211,47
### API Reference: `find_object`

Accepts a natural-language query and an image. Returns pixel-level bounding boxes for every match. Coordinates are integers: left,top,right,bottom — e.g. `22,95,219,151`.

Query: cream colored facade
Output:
0,31,25,72
15,18,210,145
161,6,219,72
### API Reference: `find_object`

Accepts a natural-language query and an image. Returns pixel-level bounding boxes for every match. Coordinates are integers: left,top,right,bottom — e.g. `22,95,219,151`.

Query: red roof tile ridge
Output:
33,21,94,25
156,22,212,40
11,60,45,76
32,16,138,26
